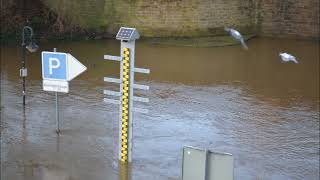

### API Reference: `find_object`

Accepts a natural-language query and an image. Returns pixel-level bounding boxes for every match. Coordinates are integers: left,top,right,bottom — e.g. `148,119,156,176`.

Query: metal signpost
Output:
42,49,87,133
20,26,39,106
103,27,150,163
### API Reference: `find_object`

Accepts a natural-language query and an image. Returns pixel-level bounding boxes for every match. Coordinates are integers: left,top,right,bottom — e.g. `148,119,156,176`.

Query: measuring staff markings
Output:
121,48,130,162
103,27,150,163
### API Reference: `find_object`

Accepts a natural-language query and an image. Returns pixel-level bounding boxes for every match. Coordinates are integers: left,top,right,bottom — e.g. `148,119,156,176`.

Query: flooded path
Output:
1,37,319,180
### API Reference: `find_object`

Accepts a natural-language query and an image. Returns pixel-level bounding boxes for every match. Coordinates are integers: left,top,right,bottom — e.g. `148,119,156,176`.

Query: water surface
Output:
1,37,319,180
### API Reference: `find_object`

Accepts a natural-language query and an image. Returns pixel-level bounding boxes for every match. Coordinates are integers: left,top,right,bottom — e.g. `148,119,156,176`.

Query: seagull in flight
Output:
224,27,248,50
279,52,299,64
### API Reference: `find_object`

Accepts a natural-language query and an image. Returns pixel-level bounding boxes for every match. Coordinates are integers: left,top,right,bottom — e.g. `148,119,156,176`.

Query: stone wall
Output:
259,0,320,39
98,0,320,39
106,0,320,38
40,0,257,37
110,0,257,37
2,0,319,39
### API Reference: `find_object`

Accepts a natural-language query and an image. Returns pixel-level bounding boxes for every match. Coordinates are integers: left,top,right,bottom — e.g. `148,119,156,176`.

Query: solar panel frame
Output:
116,27,135,41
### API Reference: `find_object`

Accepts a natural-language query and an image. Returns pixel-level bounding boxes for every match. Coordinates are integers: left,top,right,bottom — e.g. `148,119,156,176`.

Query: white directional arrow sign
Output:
42,51,87,93
66,53,87,81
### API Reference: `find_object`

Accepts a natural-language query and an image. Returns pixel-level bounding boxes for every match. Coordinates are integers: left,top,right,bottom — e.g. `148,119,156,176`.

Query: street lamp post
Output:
21,26,39,106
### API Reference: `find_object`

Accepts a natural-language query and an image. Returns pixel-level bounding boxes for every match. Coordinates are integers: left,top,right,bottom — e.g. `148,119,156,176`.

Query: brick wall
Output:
108,0,319,39
2,0,319,39
258,0,319,39
110,0,257,37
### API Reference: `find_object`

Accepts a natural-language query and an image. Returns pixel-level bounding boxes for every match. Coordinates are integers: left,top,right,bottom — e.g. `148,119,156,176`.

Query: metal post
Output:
55,92,59,133
119,162,131,180
53,48,60,134
21,44,26,106
21,26,37,106
120,41,136,163
103,27,149,164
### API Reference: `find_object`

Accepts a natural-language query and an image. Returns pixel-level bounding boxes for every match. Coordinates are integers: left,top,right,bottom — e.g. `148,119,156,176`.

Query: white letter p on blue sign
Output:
49,58,60,75
42,52,67,80
42,51,86,93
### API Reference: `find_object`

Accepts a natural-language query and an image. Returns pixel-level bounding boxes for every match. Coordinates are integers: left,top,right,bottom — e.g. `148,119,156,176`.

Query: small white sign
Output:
43,80,69,93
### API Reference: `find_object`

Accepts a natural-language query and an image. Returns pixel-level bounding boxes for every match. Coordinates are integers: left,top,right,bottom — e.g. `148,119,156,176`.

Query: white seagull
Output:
279,52,299,64
224,27,248,50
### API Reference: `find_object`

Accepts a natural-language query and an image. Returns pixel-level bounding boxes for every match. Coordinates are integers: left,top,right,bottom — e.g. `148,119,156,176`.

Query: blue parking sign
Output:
42,52,68,80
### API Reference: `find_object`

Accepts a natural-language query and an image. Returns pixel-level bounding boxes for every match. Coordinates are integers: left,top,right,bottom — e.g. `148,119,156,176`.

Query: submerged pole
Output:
53,47,60,134
21,43,26,106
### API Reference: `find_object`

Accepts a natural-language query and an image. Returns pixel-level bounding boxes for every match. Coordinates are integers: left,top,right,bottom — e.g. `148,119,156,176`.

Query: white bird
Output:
279,52,299,64
224,27,248,50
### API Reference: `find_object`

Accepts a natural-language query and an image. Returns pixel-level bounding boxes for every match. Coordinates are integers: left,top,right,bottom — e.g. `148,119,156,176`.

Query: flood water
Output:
1,37,319,180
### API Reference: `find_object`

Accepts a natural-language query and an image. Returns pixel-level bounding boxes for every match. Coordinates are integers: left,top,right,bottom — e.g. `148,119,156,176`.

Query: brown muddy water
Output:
1,37,319,180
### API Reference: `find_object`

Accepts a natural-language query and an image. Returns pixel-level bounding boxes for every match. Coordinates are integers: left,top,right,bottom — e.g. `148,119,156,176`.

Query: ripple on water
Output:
1,38,319,180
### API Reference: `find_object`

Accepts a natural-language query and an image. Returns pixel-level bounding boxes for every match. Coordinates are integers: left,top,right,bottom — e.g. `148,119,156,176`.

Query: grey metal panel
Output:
134,67,150,74
132,96,149,103
103,90,121,97
131,30,140,40
182,146,234,180
104,77,121,84
182,147,207,180
133,84,149,90
104,55,122,61
118,43,125,160
207,151,234,180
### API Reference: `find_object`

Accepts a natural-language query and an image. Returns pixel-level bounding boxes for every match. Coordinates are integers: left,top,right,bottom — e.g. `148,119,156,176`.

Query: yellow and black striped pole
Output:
120,48,130,162
103,27,149,165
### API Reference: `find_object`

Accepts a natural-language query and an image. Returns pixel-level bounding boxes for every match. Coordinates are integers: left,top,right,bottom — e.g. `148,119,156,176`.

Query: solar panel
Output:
116,27,140,41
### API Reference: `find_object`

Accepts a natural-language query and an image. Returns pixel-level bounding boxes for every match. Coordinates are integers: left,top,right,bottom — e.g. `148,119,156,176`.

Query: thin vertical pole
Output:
56,92,59,133
22,44,26,106
119,162,131,180
118,45,124,161
54,48,60,134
